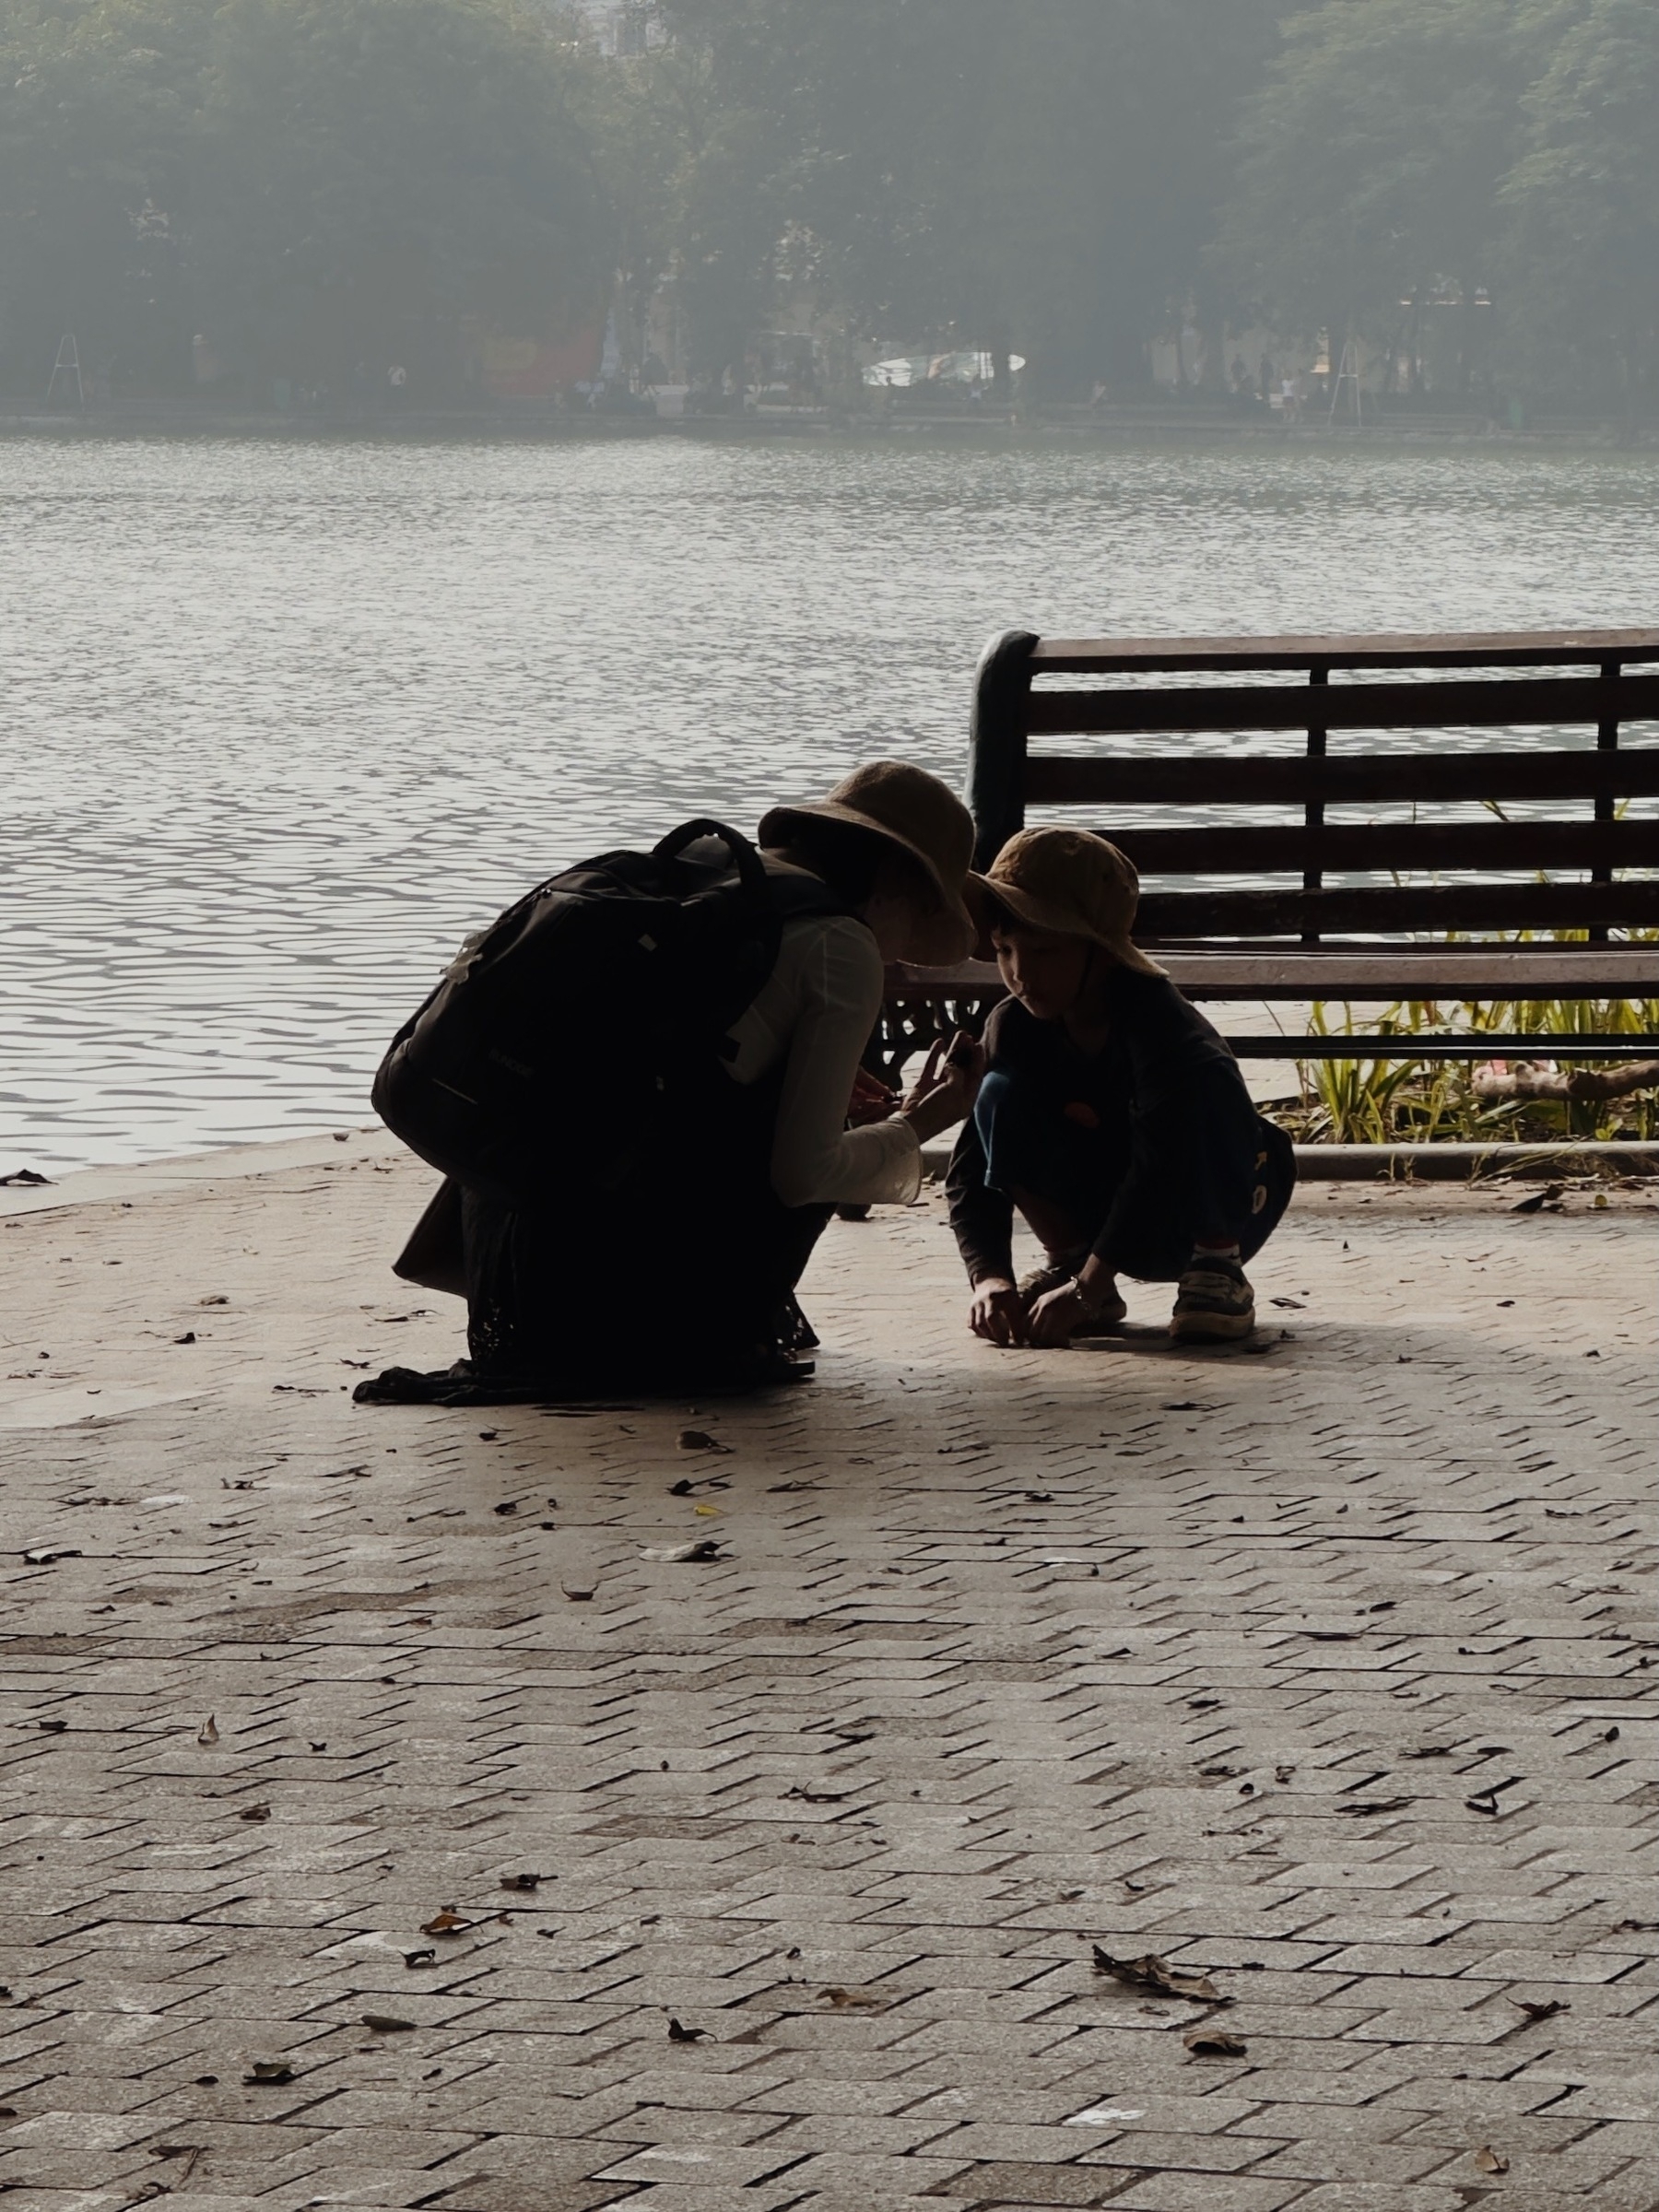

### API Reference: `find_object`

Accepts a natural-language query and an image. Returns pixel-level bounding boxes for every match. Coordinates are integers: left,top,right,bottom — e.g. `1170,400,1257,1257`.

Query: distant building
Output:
564,0,662,55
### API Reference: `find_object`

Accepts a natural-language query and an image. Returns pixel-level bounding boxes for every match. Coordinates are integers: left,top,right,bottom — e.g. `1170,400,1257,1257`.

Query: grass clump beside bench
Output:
1283,971,1659,1147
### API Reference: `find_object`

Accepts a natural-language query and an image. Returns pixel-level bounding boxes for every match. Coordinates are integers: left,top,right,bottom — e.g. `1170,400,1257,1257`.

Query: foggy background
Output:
1,0,1653,421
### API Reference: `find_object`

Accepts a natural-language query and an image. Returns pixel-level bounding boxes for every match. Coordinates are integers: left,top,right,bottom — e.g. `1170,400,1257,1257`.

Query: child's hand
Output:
1028,1282,1087,1347
968,1277,1028,1346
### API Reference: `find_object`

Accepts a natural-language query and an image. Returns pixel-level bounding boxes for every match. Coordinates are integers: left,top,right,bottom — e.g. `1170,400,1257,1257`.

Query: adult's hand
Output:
939,1028,986,1111
900,1031,985,1145
968,1277,1028,1347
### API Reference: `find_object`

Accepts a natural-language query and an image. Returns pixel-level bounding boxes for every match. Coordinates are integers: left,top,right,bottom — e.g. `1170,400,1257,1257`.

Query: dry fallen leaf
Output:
419,1909,471,1937
1092,1947,1224,2005
238,1804,272,1823
561,1585,595,1602
666,2018,708,2041
677,1429,729,1453
361,2014,417,2033
403,1948,437,1970
24,1547,83,1566
642,1539,722,1563
499,1874,544,1892
782,1784,846,1805
1336,1796,1413,1816
242,2062,295,2085
1473,2147,1510,2174
818,1986,884,2007
196,1716,219,1747
1183,2025,1247,2057
1514,1997,1569,2023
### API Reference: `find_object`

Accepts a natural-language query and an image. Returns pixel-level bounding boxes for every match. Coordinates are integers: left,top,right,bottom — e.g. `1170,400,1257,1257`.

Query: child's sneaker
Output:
1170,1256,1255,1343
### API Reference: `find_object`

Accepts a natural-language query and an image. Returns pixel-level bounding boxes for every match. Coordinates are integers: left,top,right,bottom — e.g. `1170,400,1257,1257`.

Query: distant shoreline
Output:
3,406,1653,454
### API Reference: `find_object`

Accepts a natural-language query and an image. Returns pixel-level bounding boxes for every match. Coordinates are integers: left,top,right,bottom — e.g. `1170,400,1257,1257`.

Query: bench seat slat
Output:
1025,749,1659,807
1026,672,1659,737
887,948,1659,1004
1111,820,1659,875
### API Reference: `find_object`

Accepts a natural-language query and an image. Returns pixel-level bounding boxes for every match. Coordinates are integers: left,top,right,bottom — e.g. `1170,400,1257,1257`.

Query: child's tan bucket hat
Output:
971,826,1165,975
758,760,978,964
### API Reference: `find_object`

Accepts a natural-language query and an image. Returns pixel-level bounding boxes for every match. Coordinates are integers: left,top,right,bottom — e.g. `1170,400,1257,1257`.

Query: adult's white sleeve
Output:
768,921,923,1210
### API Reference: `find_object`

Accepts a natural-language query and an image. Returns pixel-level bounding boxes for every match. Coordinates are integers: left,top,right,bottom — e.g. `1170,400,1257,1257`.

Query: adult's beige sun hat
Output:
971,825,1165,976
757,760,978,965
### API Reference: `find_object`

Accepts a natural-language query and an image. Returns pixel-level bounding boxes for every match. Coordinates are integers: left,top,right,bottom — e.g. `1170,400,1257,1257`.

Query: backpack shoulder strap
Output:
652,818,768,901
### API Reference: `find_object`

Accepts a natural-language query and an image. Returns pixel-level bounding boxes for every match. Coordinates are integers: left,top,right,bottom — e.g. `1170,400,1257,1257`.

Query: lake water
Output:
5,433,1658,1172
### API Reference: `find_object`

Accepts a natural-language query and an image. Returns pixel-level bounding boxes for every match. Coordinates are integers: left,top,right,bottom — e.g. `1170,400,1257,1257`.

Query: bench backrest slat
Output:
1117,820,1659,877
1027,672,1659,737
1025,748,1659,807
1136,881,1659,937
1030,627,1659,672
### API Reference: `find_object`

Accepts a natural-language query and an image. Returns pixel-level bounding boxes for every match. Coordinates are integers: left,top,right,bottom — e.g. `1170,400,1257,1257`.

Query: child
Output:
947,827,1295,1346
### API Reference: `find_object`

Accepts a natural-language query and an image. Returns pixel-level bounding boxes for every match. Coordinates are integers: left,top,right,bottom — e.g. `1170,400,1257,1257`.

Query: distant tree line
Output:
1,0,1653,408
0,0,607,397
1219,0,1659,413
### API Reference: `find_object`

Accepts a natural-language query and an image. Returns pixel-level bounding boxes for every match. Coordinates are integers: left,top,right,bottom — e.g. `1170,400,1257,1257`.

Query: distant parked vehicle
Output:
864,348,1026,393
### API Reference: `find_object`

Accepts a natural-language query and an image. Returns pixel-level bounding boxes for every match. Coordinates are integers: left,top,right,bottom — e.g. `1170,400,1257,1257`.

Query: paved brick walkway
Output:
1,1140,1654,2212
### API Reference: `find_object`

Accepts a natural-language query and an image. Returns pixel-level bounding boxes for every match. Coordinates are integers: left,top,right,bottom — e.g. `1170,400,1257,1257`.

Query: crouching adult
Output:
370,762,982,1404
948,827,1295,1347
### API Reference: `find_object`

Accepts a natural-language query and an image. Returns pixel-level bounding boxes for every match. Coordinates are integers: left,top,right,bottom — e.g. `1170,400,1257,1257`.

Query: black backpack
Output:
372,819,841,1206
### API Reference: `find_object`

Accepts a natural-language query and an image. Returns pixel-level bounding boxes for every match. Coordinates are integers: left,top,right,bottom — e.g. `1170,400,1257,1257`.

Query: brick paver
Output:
1,1139,1654,2210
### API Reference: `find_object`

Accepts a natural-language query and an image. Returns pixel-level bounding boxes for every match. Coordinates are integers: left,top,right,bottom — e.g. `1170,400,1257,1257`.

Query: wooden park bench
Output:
878,626,1659,1071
